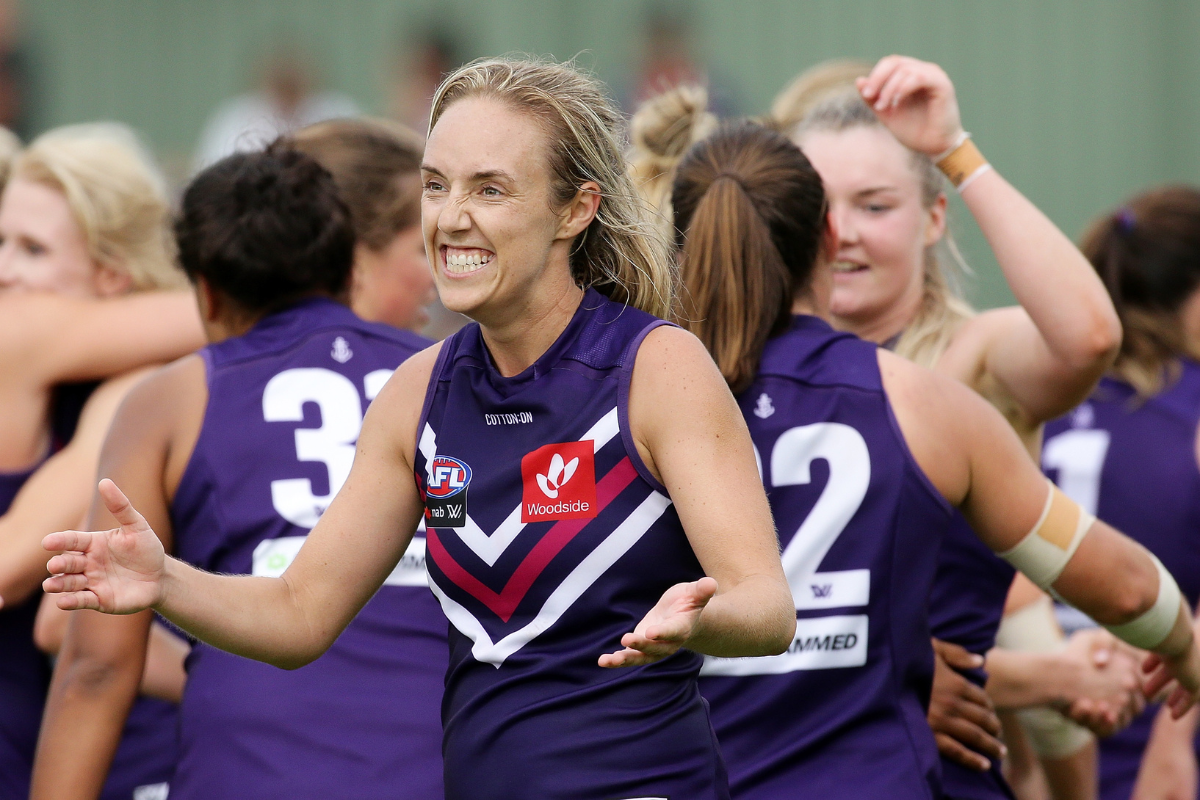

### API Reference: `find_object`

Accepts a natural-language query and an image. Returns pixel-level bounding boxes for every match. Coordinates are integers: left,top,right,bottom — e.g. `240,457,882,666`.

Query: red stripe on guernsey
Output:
427,457,639,622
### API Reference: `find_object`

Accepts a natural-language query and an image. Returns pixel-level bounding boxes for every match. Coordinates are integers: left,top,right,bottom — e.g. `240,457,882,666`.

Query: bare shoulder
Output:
632,324,720,386
877,348,985,505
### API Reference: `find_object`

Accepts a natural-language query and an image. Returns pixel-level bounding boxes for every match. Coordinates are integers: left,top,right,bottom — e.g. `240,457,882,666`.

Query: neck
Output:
830,286,921,345
479,281,585,377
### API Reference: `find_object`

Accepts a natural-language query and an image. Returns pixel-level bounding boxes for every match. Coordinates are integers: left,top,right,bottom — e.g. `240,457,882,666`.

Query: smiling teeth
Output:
446,251,493,274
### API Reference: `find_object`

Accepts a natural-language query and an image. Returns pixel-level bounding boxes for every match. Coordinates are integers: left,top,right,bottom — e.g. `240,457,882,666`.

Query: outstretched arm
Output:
860,55,1120,424
42,344,437,669
600,327,794,667
0,292,204,387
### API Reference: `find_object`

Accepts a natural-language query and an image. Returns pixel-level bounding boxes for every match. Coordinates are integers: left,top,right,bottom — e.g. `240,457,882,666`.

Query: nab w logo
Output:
521,441,597,523
426,455,471,528
810,584,832,599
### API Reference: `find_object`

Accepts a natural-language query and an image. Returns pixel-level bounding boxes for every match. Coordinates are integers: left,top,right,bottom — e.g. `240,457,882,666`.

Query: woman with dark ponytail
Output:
1042,187,1200,800
672,123,1200,799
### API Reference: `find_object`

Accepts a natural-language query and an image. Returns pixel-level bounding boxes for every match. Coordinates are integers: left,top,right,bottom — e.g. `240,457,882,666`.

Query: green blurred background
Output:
16,0,1200,308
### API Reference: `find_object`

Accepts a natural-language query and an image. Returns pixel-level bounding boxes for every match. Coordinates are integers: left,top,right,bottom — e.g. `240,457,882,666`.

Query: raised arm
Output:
883,349,1200,714
42,344,437,670
600,326,794,668
860,56,1120,425
0,369,154,607
0,291,204,387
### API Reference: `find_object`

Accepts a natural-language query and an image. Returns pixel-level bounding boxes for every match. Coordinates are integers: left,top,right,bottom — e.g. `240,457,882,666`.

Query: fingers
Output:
43,571,90,594
43,529,93,553
598,646,658,669
53,590,100,611
934,730,997,772
46,551,88,576
859,55,906,102
690,576,719,606
98,479,149,530
933,639,986,671
1167,685,1199,718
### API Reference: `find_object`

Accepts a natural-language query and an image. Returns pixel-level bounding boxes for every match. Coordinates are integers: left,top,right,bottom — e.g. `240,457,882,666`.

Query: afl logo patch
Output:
426,456,471,528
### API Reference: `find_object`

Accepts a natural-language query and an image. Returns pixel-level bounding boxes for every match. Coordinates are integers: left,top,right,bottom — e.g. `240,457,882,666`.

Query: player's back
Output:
168,297,446,800
1044,363,1200,800
699,315,953,800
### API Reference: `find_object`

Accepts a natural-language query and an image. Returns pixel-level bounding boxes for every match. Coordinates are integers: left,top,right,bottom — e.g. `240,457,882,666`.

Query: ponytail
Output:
673,122,827,393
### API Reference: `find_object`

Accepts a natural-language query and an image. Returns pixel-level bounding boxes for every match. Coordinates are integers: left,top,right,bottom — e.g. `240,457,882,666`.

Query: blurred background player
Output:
32,144,445,800
785,56,1137,799
1042,187,1200,800
292,117,436,332
0,122,203,800
669,117,1200,800
192,41,358,172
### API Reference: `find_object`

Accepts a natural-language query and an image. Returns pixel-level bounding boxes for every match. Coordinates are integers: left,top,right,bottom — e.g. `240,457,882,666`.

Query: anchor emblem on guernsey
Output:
753,393,775,419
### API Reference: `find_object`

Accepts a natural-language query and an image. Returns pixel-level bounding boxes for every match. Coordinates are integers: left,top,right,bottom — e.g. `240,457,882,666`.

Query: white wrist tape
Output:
1104,554,1182,650
997,480,1093,591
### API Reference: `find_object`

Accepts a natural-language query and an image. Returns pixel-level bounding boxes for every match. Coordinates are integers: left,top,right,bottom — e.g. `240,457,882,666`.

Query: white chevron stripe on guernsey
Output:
419,407,620,567
428,490,673,666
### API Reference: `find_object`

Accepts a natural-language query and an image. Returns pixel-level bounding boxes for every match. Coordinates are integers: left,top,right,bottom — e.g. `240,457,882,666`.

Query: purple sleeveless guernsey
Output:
0,463,46,800
699,316,953,800
168,298,446,799
416,289,728,800
1043,364,1200,800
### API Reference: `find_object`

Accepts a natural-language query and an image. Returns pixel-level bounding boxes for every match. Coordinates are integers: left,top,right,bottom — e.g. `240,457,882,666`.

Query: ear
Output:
924,192,948,247
195,275,221,323
556,181,602,241
92,263,133,297
821,210,839,260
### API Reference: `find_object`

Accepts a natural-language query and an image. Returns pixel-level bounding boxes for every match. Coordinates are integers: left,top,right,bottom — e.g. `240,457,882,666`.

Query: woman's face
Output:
421,96,589,326
799,125,945,335
351,224,437,332
0,177,106,296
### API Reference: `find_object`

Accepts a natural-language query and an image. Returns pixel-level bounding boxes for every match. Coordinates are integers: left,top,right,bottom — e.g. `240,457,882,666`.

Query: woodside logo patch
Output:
521,441,597,523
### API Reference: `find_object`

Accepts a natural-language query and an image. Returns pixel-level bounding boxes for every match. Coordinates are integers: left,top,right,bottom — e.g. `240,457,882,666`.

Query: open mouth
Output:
441,246,495,276
831,260,869,275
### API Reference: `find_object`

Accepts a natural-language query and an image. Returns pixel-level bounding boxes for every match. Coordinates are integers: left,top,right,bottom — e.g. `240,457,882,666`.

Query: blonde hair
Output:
430,57,678,320
13,123,184,290
795,90,974,367
627,84,717,238
0,126,21,190
771,59,872,135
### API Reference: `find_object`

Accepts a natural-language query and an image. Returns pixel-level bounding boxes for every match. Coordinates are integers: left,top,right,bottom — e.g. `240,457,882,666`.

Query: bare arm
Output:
42,344,438,670
0,291,204,387
32,596,187,704
31,364,183,800
600,326,794,667
860,55,1120,425
0,369,153,606
1132,705,1200,800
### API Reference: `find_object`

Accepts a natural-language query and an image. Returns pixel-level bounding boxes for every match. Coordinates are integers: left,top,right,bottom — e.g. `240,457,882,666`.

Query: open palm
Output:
599,577,718,668
42,479,167,614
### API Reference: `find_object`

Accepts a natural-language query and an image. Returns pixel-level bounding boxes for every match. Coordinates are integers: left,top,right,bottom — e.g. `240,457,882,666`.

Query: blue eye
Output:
482,186,501,197
423,180,445,192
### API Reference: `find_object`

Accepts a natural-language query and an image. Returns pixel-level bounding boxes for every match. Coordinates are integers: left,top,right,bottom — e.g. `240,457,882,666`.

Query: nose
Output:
828,203,858,248
437,191,471,237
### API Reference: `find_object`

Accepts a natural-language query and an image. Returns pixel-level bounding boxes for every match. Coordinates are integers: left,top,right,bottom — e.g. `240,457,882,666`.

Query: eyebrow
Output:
853,186,900,198
420,164,516,184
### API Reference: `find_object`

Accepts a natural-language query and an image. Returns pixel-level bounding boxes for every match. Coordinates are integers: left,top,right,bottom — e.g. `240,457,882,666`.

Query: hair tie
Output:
1116,207,1136,234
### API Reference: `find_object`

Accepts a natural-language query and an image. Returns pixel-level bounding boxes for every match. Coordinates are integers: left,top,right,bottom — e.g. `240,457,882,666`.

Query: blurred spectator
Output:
387,24,463,134
192,43,357,171
625,5,737,117
0,0,33,139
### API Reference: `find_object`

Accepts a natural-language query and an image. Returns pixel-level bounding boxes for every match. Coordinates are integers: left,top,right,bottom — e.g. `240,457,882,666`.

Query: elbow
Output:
57,650,137,696
1066,313,1122,373
32,611,66,656
268,634,333,671
763,584,797,656
1098,574,1157,627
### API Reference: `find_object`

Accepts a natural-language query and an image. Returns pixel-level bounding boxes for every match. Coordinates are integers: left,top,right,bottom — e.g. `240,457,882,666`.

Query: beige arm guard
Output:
994,597,1093,758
